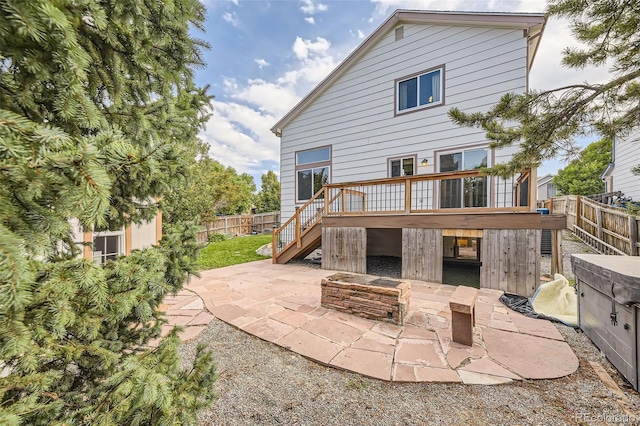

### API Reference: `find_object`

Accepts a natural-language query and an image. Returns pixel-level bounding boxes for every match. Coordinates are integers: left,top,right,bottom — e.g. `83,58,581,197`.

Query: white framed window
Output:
295,146,331,202
388,156,415,177
438,147,490,208
396,66,444,114
93,229,124,264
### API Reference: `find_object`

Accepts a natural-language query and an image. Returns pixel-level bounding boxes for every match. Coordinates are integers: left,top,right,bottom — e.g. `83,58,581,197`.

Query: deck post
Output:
295,209,301,248
272,231,277,263
325,188,329,216
404,178,411,214
528,167,537,211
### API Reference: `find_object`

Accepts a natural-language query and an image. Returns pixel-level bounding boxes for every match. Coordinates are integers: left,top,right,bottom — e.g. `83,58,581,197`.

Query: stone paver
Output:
394,339,448,369
185,260,580,384
459,357,522,380
457,370,513,385
483,327,579,379
302,317,363,346
351,335,395,354
276,328,342,364
330,348,393,381
155,289,215,345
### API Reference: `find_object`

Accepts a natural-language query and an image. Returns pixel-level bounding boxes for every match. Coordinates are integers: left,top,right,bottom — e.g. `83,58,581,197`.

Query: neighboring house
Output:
270,10,564,297
70,212,162,263
537,174,557,200
601,130,640,201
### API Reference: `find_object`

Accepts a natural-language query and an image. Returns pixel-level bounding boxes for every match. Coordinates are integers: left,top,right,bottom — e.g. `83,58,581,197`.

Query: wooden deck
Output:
273,169,566,297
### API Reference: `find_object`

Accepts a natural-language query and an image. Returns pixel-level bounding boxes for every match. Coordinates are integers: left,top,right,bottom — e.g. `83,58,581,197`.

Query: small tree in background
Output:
162,154,257,224
553,138,612,195
255,170,281,213
0,0,217,424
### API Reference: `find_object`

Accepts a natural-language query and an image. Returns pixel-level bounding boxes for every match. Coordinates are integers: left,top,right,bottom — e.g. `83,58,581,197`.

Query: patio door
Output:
439,148,489,208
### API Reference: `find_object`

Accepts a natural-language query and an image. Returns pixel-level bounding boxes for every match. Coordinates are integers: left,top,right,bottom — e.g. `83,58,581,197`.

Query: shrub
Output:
208,233,227,243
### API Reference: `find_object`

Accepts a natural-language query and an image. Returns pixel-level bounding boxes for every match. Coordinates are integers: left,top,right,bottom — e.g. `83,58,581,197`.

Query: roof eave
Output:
271,10,547,135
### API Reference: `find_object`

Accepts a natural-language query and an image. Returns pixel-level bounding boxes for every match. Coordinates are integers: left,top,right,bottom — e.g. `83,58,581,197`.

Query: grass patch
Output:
198,234,272,270
345,378,368,391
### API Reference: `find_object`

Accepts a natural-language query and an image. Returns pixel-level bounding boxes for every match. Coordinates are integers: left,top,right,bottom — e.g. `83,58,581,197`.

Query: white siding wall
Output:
131,218,158,251
613,131,640,201
280,24,528,220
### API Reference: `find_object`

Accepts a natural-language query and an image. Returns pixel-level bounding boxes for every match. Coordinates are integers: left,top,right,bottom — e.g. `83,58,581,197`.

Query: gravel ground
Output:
181,232,639,425
540,230,596,280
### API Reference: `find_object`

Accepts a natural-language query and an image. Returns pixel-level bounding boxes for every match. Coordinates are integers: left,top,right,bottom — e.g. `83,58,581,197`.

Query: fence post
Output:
596,206,604,241
576,195,582,230
629,215,638,256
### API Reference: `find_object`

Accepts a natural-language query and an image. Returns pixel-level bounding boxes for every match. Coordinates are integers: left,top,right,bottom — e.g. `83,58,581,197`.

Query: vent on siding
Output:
395,26,404,41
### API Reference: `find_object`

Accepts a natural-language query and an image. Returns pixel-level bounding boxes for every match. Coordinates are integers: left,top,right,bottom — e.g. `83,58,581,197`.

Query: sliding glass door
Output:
439,148,488,208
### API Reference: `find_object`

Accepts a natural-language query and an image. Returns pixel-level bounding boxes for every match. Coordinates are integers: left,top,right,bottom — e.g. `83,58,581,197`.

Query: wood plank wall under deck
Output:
480,229,541,297
321,227,366,274
402,228,443,283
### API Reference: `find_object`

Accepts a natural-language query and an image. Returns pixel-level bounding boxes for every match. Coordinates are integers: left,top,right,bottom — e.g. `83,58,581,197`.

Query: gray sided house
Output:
601,129,640,201
270,10,565,297
537,174,557,201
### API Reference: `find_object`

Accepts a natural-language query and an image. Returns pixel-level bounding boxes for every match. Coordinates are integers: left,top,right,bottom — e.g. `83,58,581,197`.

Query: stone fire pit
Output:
320,273,410,325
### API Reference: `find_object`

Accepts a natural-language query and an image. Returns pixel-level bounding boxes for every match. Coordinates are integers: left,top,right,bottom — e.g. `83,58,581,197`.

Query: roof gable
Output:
271,9,546,136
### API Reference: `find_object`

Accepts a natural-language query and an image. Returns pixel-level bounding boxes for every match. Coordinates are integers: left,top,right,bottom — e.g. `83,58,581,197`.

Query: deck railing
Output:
273,169,532,260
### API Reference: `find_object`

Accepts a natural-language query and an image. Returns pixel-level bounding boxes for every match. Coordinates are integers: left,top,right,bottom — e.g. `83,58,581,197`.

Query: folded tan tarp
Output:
532,274,578,327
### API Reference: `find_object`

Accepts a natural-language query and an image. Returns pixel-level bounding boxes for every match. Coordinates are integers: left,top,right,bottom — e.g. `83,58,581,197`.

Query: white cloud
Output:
202,101,280,174
300,0,328,14
230,78,301,117
200,39,341,177
305,16,316,24
254,58,270,69
529,17,611,90
223,11,240,27
292,36,331,60
358,30,365,39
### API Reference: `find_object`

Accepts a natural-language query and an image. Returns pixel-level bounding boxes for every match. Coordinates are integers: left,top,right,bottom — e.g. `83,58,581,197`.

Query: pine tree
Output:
449,0,640,177
0,1,217,424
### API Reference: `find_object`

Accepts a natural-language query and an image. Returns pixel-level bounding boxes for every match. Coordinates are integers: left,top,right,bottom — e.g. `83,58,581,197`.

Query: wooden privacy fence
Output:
196,211,280,243
539,196,639,256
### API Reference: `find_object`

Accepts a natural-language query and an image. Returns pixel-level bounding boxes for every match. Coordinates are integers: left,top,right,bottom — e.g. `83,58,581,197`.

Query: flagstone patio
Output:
174,259,579,384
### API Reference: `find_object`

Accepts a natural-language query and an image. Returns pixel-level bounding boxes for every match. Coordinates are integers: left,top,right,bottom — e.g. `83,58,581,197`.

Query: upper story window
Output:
396,66,444,114
296,146,331,202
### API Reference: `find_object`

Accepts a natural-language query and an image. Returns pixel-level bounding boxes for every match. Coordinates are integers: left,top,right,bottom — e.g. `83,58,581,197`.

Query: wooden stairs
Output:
272,187,328,264
274,221,322,264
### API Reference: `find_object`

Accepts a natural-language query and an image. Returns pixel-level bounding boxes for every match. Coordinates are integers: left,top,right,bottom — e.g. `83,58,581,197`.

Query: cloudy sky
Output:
194,0,611,185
